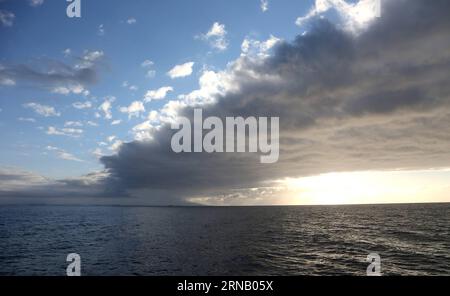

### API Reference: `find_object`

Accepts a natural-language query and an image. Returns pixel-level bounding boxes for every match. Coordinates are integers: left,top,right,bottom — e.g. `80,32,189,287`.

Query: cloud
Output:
18,117,36,123
96,0,450,204
146,70,156,79
296,0,381,34
92,148,104,158
0,168,54,191
29,0,44,7
141,60,156,78
72,101,92,109
76,50,104,68
141,60,154,68
23,103,60,117
119,101,145,118
167,62,194,79
99,97,115,120
51,84,89,96
0,51,102,92
108,140,123,152
126,18,137,25
0,167,109,199
0,10,14,27
63,48,71,57
46,127,83,137
241,35,281,58
64,121,83,127
0,77,16,86
197,22,228,51
98,24,105,36
261,0,269,12
111,120,122,125
46,146,83,162
144,86,174,102
122,81,138,91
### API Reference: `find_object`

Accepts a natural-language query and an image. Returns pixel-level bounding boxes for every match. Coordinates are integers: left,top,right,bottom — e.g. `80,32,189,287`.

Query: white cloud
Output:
206,22,226,38
23,103,61,117
148,110,159,122
241,35,281,58
198,22,228,51
76,50,104,69
63,48,71,57
64,121,83,127
261,0,269,12
127,18,137,25
144,86,173,102
141,60,154,68
105,136,123,152
51,84,88,96
133,68,231,141
109,140,123,152
146,70,156,79
141,60,156,78
46,127,83,138
111,120,122,125
119,101,145,118
177,70,225,106
132,120,157,141
98,97,115,120
62,128,83,134
86,121,98,127
122,81,138,91
0,10,15,27
46,146,83,162
72,101,92,109
18,117,36,123
29,0,44,7
83,50,104,62
98,24,105,36
58,151,83,162
296,0,381,34
92,148,104,158
167,62,194,79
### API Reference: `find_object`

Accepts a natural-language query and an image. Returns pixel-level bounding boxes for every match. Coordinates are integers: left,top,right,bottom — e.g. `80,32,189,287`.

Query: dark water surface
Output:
0,204,449,275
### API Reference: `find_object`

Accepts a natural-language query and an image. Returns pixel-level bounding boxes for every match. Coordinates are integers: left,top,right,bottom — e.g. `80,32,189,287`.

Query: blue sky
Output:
0,0,313,178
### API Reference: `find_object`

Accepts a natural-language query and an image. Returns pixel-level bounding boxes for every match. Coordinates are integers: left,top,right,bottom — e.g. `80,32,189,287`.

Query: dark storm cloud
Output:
96,0,450,203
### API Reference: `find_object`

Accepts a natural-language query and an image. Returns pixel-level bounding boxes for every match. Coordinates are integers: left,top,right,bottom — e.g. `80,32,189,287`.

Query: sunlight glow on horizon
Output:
278,169,450,206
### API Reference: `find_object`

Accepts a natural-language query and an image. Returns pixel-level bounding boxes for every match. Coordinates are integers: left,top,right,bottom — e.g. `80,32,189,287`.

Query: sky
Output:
1,0,450,206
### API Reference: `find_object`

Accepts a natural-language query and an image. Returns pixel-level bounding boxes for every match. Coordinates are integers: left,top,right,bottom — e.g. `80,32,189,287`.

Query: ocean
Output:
0,204,449,276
